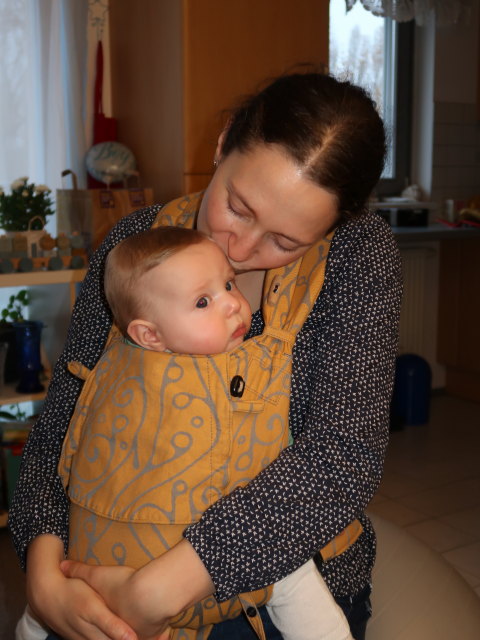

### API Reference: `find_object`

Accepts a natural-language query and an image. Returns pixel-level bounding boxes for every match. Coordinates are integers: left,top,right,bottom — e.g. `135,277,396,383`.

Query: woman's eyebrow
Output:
228,185,255,213
274,232,308,246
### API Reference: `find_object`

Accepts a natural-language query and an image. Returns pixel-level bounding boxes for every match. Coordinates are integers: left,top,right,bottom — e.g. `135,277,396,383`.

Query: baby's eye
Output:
196,297,209,309
225,280,234,291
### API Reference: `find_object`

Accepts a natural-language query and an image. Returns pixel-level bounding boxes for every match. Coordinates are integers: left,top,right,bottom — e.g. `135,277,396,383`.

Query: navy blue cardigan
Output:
9,203,402,602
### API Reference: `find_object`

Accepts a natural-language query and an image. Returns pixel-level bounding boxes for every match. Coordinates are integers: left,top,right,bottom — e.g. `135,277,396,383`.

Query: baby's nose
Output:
225,293,241,315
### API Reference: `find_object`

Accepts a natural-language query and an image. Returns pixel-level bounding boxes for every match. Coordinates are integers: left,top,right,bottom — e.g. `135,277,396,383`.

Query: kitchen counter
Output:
391,223,480,243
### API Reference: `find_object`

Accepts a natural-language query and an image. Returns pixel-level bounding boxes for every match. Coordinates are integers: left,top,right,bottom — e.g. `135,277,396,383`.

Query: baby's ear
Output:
127,320,166,352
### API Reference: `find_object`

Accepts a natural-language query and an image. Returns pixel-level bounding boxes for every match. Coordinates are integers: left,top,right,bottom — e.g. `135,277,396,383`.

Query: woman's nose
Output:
227,231,259,263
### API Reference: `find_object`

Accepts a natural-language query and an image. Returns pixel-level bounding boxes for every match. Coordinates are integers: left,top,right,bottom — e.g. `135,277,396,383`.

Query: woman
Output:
9,72,402,640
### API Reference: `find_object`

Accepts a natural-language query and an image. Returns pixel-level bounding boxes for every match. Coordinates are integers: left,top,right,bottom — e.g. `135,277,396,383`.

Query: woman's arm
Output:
8,205,161,568
183,214,402,601
62,214,402,616
7,206,161,638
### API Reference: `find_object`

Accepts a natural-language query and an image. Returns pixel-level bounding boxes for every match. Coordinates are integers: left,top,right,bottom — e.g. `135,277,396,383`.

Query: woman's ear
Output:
214,123,230,164
127,319,166,352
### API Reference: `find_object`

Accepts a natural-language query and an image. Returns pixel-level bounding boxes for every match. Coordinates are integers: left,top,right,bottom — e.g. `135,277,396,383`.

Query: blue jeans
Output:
46,584,372,640
208,584,372,640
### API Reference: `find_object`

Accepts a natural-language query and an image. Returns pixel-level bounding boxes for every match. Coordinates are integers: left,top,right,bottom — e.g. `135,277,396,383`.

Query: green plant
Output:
0,404,29,421
0,289,30,323
0,177,54,231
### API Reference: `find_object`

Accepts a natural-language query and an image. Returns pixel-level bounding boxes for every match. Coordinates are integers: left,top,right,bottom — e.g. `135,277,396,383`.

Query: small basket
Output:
4,215,47,258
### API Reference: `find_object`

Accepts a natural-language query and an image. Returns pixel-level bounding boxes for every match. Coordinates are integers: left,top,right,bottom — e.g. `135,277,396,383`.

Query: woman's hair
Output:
104,227,206,336
221,72,386,220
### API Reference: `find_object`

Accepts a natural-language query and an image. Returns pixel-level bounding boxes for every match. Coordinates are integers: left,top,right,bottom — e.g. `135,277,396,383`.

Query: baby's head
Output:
104,227,251,354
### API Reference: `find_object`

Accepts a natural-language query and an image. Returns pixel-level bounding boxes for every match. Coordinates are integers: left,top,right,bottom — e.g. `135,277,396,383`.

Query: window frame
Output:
377,20,415,197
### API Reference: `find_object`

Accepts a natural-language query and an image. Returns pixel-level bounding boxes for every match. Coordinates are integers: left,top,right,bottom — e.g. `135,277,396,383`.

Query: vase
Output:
0,323,17,383
12,321,44,393
0,341,8,394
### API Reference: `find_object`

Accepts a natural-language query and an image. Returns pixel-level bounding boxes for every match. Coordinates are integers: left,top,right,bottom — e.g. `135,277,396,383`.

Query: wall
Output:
108,0,328,202
109,0,185,201
404,3,479,389
413,0,480,210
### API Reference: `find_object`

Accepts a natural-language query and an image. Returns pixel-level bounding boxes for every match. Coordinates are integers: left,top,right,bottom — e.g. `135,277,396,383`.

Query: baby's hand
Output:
61,560,171,640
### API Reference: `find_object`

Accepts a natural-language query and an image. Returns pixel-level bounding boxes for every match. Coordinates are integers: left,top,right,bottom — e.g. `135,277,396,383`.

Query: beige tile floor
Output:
368,393,480,598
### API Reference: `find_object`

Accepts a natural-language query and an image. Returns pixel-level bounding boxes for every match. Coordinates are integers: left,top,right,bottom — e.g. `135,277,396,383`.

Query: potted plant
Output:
0,178,54,258
0,177,54,231
0,403,36,440
1,289,30,323
0,290,44,393
0,290,29,384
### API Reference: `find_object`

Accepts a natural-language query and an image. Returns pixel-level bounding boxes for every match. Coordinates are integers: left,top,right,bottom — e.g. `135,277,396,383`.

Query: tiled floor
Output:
368,393,480,598
0,393,478,638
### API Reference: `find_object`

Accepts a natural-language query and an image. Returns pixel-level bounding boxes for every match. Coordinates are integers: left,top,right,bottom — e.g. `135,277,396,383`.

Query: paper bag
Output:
56,170,154,254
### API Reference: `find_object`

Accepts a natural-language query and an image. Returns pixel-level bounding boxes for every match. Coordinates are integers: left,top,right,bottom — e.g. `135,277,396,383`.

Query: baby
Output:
18,227,352,640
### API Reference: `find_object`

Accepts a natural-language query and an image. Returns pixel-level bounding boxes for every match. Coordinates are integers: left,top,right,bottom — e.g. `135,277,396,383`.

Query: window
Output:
329,0,414,196
0,0,88,210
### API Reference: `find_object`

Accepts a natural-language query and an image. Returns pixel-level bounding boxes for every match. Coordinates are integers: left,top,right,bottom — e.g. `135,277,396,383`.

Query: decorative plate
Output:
86,142,136,185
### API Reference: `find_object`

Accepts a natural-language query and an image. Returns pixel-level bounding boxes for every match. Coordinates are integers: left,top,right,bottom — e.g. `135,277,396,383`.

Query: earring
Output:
213,159,218,168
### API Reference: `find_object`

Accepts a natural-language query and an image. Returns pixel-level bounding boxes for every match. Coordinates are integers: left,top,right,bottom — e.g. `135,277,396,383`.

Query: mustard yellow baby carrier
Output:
59,193,363,640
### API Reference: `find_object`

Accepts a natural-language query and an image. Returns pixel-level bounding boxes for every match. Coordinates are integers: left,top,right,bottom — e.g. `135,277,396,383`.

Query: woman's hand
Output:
60,562,171,640
61,539,215,639
26,534,138,640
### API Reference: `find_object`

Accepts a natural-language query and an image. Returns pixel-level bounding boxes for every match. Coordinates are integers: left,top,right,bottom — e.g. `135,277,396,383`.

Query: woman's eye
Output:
227,202,247,219
272,238,299,253
225,280,233,291
196,297,209,309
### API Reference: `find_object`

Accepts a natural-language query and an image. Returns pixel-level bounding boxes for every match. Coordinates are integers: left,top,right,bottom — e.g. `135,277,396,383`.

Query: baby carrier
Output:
59,193,363,640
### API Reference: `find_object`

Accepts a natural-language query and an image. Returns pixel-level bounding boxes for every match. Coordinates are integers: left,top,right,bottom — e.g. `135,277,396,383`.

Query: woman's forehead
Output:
224,146,338,239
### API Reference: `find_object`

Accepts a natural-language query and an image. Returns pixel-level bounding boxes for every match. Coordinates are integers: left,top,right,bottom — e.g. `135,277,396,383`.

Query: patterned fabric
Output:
57,203,333,636
8,202,402,606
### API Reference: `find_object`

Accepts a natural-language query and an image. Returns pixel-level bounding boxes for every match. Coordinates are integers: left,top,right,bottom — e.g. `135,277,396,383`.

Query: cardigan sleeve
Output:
8,206,161,569
184,214,402,601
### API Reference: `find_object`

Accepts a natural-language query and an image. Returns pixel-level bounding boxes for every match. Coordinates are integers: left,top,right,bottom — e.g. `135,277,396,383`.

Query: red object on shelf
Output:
88,41,119,189
436,217,462,228
436,217,480,229
460,218,480,229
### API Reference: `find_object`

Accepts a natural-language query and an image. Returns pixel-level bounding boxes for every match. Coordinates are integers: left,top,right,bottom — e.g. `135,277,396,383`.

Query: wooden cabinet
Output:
437,238,480,402
109,0,328,202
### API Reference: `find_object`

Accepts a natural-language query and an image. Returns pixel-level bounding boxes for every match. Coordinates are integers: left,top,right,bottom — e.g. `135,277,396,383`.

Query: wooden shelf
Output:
370,201,438,210
0,268,87,287
0,268,87,308
0,378,50,406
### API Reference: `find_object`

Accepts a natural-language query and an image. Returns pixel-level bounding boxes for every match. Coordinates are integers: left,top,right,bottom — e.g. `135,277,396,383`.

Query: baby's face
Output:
141,240,252,354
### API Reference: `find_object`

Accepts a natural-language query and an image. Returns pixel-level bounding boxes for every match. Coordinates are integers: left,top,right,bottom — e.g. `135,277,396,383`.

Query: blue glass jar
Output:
12,321,44,393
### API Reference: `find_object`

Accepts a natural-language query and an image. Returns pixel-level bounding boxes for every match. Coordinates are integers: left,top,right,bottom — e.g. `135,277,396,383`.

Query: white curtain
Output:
346,0,472,25
0,0,88,232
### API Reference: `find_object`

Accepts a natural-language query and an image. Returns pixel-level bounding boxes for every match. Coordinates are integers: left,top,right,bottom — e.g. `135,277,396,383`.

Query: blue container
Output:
391,354,432,426
13,321,44,393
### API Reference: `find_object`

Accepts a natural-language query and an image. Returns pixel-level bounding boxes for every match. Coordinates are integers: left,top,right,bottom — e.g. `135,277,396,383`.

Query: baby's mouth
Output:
231,324,247,340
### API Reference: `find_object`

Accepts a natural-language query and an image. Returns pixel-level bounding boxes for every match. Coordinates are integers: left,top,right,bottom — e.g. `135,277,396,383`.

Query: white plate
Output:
86,142,136,185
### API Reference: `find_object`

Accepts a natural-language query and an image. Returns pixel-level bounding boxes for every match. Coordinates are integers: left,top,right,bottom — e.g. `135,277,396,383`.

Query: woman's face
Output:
197,144,339,273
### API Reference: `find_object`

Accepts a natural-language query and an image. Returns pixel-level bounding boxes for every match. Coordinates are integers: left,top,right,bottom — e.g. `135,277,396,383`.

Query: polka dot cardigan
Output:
8,204,402,602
